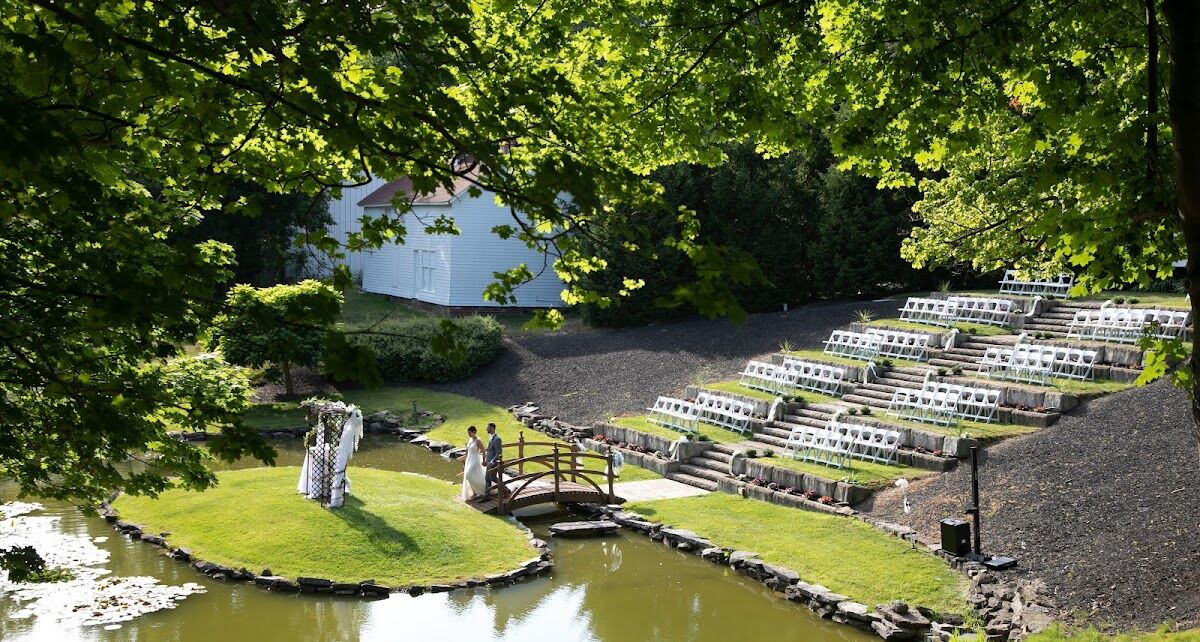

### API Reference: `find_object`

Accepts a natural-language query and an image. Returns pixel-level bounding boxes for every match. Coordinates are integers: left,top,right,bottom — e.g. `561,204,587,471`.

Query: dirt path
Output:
432,297,898,423
861,380,1200,630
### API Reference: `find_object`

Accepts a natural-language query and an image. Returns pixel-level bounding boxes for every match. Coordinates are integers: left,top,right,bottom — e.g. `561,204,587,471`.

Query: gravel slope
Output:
432,297,898,423
861,380,1200,630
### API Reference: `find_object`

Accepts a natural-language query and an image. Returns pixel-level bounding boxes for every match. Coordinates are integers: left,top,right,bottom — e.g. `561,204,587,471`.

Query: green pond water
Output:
0,440,873,642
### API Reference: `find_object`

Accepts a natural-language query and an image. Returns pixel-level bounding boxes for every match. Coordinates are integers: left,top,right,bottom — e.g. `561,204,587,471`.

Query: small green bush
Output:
349,316,504,383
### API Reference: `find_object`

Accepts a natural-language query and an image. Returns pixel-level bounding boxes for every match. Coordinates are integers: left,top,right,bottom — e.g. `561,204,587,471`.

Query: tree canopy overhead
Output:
4,0,1199,503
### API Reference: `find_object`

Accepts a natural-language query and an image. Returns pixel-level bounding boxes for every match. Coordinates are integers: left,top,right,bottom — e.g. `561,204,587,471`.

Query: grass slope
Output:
628,493,967,614
116,467,534,586
244,387,660,482
753,452,934,488
1028,627,1200,642
866,317,1010,337
610,413,749,444
784,348,927,370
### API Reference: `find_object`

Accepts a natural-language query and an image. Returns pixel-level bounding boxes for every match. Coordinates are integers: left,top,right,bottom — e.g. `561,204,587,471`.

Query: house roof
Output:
356,175,477,208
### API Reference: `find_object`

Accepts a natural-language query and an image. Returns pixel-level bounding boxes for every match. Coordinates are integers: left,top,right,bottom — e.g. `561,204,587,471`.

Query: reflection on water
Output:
212,435,462,482
2,441,873,642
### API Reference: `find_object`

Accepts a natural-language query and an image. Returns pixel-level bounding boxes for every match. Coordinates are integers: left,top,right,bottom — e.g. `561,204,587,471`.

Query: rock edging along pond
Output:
575,503,976,642
99,502,553,598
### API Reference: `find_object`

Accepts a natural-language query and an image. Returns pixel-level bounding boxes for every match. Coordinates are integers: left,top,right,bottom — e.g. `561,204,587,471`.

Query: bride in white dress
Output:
461,426,486,501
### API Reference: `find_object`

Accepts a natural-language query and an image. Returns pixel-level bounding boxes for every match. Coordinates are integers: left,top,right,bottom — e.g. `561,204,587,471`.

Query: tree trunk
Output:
282,361,295,398
1163,0,1200,460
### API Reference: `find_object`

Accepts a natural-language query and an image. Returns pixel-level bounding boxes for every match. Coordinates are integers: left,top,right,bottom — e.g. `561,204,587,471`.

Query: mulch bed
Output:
861,379,1200,631
431,297,900,424
252,368,337,403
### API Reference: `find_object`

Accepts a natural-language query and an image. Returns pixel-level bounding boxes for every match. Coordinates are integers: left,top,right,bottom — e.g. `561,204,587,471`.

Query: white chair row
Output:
739,360,794,395
866,328,930,360
646,396,698,433
782,418,901,468
978,343,1097,384
823,328,930,361
887,388,958,426
781,357,846,396
693,391,755,435
999,270,1073,298
1067,308,1190,343
947,296,1013,327
898,297,955,326
823,330,881,359
922,379,1001,423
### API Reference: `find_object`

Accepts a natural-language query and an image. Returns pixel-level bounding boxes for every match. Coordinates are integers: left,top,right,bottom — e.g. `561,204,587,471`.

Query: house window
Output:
415,249,436,293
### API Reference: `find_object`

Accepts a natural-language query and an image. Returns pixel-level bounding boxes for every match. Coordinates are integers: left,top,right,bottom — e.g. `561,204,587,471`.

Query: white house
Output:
321,176,566,308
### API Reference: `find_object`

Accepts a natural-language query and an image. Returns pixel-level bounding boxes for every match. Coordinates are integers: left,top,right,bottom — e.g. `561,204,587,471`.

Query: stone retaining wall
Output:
98,502,552,598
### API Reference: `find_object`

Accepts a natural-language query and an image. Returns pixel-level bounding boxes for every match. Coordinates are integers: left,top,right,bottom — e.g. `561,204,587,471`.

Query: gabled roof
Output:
356,175,477,208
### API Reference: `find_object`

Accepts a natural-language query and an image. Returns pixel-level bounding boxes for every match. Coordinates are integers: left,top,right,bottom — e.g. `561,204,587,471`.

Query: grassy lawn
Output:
340,289,427,327
952,288,1190,310
783,348,928,370
866,317,1010,337
704,379,781,402
852,409,1038,441
752,452,934,488
116,467,535,586
1048,377,1136,395
628,493,968,614
1028,627,1200,642
610,414,749,444
242,386,660,481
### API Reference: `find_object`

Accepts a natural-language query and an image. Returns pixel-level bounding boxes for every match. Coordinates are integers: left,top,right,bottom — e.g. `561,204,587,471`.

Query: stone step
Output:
685,455,731,473
873,377,923,389
710,443,744,457
949,346,988,357
701,448,733,464
666,472,719,492
960,335,1020,346
841,394,891,409
878,371,927,383
759,424,797,440
849,387,894,402
888,365,938,376
859,382,900,394
745,433,790,450
789,408,835,422
773,416,827,432
678,463,729,483
929,358,979,371
1037,311,1079,321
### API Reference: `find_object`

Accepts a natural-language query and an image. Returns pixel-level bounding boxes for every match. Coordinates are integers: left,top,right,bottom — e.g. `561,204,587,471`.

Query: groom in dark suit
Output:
484,423,502,496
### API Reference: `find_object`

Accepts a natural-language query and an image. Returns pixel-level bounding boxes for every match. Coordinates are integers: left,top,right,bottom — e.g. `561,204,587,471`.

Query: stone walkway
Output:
612,478,711,502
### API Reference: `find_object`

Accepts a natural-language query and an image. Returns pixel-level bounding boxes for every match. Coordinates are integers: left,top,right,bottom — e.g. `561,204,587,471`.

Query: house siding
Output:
361,206,452,306
446,193,565,307
358,190,565,308
311,176,389,278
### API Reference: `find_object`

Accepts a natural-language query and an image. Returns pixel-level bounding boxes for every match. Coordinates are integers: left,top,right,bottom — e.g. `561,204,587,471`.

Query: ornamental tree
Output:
213,281,343,398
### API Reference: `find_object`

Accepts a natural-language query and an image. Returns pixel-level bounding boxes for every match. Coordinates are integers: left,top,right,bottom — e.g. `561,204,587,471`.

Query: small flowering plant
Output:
818,495,834,505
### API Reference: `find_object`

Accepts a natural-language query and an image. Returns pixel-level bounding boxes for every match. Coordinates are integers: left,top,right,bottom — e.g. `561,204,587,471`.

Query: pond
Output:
1,441,873,642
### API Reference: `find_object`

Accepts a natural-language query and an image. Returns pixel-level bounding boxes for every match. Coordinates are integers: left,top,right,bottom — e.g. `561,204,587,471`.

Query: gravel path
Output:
432,297,897,423
861,380,1200,630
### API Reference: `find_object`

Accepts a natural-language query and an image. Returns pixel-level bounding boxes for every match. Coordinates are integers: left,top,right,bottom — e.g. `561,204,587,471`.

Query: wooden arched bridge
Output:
472,434,624,515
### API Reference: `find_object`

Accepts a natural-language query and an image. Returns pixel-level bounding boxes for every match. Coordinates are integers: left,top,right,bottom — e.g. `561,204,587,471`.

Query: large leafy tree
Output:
563,0,1199,452
0,0,766,504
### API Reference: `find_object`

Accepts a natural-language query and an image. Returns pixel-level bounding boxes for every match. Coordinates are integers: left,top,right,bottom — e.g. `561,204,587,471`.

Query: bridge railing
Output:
487,432,616,514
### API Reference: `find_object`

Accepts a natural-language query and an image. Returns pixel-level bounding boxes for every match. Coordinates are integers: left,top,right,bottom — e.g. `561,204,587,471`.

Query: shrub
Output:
953,366,963,375
349,316,503,383
213,280,343,397
881,358,894,367
854,309,876,323
859,405,871,415
848,407,859,415
937,367,947,376
1128,297,1140,304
